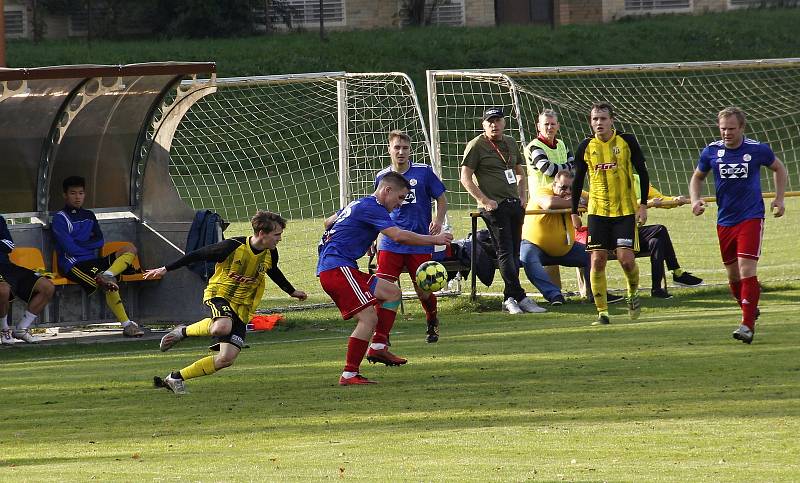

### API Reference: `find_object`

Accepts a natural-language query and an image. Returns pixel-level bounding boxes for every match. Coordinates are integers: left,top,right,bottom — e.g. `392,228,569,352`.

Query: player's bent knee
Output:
210,319,233,337
214,354,237,369
0,283,10,299
38,279,56,297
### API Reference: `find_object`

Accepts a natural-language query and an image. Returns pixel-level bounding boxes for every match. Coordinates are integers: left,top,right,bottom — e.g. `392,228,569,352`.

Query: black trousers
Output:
639,224,679,290
480,198,526,301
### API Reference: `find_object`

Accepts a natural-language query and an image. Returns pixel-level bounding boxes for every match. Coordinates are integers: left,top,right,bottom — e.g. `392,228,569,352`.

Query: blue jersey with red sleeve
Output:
375,163,446,254
697,138,776,227
316,196,397,274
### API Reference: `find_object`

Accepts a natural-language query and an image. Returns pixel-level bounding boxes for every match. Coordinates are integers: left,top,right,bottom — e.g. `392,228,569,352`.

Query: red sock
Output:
372,306,397,345
729,280,742,307
344,337,369,373
740,276,760,330
421,293,438,322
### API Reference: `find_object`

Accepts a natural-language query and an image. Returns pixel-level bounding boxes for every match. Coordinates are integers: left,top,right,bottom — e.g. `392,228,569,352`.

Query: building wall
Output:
346,0,397,29
464,0,495,27
602,0,734,22
557,0,604,25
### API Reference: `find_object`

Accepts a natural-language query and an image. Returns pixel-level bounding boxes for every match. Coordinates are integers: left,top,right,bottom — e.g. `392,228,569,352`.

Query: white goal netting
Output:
167,72,432,303
428,59,800,289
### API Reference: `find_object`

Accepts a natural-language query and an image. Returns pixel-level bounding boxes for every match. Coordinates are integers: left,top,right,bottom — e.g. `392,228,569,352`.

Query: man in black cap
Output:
461,108,545,315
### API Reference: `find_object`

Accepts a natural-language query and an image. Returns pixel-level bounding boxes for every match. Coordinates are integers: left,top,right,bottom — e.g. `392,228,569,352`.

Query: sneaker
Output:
502,297,524,315
627,293,641,320
517,296,547,314
607,293,625,304
159,325,186,352
673,271,703,287
122,322,144,338
651,288,673,299
366,347,408,366
95,273,119,291
12,329,41,344
592,313,611,326
549,294,566,306
338,374,377,386
425,318,439,343
162,374,188,395
1,329,15,345
732,324,754,344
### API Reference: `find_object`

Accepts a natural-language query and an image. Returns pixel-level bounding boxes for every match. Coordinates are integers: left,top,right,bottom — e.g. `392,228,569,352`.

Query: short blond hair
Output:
388,130,411,144
718,106,746,127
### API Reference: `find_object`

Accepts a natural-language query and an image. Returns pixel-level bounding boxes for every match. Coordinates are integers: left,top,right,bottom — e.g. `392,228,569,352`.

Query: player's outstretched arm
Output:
382,226,453,246
143,266,167,279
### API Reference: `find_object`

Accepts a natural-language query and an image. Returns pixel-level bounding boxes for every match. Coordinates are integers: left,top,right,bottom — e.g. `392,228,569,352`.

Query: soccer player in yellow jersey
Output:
144,211,307,395
571,102,650,325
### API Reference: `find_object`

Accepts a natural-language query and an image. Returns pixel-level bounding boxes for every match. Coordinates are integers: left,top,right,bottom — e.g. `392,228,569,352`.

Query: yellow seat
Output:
101,241,161,281
10,247,74,286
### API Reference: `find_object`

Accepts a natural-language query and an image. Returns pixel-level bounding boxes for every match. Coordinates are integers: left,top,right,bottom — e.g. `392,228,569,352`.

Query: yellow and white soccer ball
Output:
415,261,448,292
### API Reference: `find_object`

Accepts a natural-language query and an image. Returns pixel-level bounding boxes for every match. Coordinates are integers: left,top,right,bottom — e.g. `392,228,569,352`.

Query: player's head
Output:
537,109,560,141
481,107,505,141
376,171,410,212
388,130,412,168
251,210,286,249
62,176,86,209
589,102,615,139
717,106,746,148
552,170,574,199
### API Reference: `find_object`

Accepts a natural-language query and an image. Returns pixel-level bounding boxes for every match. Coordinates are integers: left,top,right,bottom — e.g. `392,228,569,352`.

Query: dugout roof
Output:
0,62,216,216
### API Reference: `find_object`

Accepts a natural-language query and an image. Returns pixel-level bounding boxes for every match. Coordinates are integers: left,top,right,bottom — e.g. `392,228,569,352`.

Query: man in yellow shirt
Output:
520,170,624,305
571,102,649,326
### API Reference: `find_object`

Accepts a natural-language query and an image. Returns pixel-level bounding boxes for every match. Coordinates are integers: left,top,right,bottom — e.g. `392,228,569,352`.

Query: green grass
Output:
2,284,800,480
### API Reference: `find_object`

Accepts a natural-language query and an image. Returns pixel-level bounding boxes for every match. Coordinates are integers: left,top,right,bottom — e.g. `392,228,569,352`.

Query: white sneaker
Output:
1,329,16,345
163,374,188,395
518,296,547,314
502,297,524,315
12,329,41,344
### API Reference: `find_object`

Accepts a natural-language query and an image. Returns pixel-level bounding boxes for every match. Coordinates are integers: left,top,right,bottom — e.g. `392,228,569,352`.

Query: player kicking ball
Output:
317,172,452,385
145,211,306,394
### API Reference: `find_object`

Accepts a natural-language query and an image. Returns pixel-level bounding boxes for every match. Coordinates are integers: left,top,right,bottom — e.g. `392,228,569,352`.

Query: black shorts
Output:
67,253,135,292
586,214,639,252
204,297,247,350
0,263,44,303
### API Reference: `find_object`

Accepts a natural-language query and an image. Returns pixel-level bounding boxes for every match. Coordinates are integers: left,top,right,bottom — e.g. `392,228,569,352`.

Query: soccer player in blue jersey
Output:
52,176,144,337
689,107,787,344
371,130,447,358
318,171,453,385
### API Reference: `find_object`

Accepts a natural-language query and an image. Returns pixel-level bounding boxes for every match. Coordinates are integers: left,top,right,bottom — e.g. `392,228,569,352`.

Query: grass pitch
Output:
1,284,799,481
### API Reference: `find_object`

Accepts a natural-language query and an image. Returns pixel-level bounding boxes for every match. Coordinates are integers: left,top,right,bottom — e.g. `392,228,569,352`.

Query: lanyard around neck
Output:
485,135,511,168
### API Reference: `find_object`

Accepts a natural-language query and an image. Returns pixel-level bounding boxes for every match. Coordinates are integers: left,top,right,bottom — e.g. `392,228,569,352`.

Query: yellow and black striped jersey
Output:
571,130,649,217
165,236,295,315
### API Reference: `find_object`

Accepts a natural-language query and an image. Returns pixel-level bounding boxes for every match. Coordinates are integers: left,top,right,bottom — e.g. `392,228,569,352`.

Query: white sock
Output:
369,342,386,350
121,320,134,328
17,311,37,330
0,315,8,331
103,270,114,277
341,371,358,379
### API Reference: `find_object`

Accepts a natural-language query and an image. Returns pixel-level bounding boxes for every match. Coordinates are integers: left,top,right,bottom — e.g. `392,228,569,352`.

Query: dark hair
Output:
62,176,86,193
590,102,615,119
378,171,411,191
251,210,286,235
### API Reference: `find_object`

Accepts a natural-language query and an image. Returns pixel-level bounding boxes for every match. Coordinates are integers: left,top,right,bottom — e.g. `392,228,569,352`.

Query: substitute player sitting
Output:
52,176,144,337
0,215,55,344
689,106,787,344
145,211,307,395
373,130,447,351
318,172,452,385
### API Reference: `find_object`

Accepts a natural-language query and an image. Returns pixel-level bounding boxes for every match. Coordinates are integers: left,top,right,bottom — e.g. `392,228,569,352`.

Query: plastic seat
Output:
10,247,74,286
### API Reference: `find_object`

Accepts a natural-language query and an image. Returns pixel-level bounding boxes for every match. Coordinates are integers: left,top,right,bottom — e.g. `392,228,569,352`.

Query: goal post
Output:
166,72,434,305
428,59,800,289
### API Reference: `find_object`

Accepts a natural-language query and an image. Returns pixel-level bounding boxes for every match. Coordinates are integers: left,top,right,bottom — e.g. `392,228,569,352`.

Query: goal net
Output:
428,59,800,290
167,72,432,305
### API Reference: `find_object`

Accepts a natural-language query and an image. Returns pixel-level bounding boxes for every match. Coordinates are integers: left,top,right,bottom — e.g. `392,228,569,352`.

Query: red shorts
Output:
717,218,764,265
319,266,379,320
376,250,432,284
